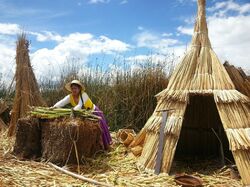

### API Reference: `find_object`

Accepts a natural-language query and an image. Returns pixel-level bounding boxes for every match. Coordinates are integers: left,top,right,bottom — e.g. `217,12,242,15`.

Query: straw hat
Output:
65,80,85,92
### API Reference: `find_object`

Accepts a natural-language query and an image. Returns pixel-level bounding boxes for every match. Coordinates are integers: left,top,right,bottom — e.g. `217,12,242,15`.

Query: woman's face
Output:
71,84,81,96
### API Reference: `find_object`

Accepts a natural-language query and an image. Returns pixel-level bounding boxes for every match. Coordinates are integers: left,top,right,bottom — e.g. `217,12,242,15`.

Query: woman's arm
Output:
53,95,70,108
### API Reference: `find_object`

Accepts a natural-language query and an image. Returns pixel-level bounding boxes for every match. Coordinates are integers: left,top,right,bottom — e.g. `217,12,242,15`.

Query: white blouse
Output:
53,93,95,110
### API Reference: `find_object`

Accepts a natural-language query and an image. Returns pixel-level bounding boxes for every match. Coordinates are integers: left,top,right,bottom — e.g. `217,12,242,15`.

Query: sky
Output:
0,0,250,81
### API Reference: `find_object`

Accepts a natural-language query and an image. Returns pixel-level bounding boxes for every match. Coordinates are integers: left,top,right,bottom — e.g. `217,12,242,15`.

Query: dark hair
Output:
71,83,81,89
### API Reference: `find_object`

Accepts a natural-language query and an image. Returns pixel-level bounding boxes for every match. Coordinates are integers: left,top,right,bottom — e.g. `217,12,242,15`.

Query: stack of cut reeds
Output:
8,34,46,136
30,107,100,121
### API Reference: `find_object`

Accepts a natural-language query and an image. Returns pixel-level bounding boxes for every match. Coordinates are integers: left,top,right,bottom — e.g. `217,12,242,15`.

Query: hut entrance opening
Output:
174,95,234,165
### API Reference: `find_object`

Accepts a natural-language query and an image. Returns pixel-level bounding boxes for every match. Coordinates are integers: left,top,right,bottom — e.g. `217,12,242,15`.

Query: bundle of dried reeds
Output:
8,34,46,137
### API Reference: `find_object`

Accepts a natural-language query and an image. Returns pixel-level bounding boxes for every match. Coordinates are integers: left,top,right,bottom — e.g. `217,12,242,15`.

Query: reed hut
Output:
224,61,250,97
8,34,46,136
131,0,250,185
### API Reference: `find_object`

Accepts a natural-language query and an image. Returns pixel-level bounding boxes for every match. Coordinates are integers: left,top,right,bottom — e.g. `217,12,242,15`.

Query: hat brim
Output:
65,82,84,92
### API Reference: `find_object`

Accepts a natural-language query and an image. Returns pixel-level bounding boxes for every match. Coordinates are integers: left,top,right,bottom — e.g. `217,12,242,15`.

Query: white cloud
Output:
208,0,250,15
133,29,187,61
162,33,173,37
88,0,110,4
30,31,64,42
30,32,131,78
0,42,16,82
134,31,180,53
177,26,193,35
0,23,131,80
0,23,21,35
0,23,64,43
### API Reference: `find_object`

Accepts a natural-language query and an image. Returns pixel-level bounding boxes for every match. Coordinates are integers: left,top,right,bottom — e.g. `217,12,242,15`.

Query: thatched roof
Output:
8,34,46,136
156,0,248,103
131,0,250,185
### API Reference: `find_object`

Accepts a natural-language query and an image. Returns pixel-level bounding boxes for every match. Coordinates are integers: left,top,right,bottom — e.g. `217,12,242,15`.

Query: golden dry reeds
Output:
131,0,250,185
0,130,244,186
8,34,46,137
224,61,250,97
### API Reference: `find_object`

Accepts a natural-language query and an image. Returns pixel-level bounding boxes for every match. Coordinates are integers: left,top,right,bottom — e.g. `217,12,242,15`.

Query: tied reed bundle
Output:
8,34,46,137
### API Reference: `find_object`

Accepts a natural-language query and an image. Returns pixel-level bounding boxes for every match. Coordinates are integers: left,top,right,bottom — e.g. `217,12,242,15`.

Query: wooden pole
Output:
211,128,225,166
48,163,113,187
155,110,172,174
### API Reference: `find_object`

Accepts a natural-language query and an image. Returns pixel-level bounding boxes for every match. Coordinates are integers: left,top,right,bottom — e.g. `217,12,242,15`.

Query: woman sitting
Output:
52,80,112,150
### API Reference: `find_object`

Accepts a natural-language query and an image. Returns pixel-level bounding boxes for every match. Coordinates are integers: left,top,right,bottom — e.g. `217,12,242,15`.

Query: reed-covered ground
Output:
0,130,243,187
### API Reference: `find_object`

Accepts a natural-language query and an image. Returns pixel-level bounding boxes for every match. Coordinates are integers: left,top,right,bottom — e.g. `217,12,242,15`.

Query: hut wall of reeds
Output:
131,0,250,185
224,61,250,97
8,34,46,136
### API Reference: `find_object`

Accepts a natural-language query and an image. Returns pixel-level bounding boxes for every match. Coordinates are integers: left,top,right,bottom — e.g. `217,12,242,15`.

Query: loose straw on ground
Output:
48,162,113,187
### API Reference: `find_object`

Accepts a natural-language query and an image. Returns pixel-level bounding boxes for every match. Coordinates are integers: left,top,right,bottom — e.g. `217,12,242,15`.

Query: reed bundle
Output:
30,107,101,121
8,34,46,137
131,0,250,185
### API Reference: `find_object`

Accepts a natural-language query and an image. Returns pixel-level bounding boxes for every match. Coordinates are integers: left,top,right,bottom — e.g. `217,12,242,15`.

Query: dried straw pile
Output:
224,61,250,97
41,118,102,165
8,34,46,137
13,117,41,159
131,0,250,185
13,116,102,165
0,131,243,186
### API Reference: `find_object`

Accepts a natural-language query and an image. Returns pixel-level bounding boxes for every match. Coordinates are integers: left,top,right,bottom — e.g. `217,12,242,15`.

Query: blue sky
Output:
0,0,250,80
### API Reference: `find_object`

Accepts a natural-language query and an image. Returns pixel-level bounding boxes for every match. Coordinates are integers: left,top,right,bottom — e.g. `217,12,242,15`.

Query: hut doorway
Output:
174,95,233,164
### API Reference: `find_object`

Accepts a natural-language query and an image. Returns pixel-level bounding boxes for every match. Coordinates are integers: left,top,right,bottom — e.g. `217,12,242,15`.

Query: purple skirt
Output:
93,106,112,150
